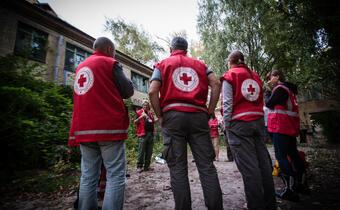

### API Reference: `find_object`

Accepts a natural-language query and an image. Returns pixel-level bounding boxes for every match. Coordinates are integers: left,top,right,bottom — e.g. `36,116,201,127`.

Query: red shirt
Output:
221,65,264,121
135,108,155,137
155,50,208,113
209,118,219,138
68,51,129,146
267,84,300,137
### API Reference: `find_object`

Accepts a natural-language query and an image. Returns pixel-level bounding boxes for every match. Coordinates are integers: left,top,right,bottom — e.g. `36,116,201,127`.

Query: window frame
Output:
131,71,149,93
63,43,91,73
14,22,48,63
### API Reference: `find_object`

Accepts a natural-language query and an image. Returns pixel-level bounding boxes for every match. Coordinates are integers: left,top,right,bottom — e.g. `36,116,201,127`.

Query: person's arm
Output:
207,72,221,114
222,80,233,128
113,63,134,99
265,87,288,108
134,110,146,123
149,80,162,125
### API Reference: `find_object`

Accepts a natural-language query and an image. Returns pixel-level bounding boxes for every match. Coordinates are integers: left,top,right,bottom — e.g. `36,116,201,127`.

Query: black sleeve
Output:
265,87,289,108
113,63,134,99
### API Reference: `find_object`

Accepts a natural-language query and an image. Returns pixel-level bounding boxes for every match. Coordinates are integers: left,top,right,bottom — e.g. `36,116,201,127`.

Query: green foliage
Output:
10,161,80,193
104,18,164,64
0,55,74,183
197,0,339,95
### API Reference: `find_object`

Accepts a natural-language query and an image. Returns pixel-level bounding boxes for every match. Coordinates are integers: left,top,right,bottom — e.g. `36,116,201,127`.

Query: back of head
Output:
93,37,115,56
227,50,245,65
170,37,188,51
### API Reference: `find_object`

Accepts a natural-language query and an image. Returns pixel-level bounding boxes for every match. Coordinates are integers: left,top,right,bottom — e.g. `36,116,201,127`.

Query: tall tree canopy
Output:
105,18,164,65
197,0,340,97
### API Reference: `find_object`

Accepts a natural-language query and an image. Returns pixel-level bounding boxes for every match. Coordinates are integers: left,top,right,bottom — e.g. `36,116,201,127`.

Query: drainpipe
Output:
53,35,64,83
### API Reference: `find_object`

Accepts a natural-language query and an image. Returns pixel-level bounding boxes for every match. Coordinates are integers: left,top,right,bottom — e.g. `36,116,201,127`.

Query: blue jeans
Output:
272,133,305,177
79,141,126,210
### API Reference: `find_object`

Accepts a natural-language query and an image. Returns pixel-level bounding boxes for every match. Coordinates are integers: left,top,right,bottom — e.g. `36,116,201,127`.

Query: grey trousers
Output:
227,118,276,210
137,131,154,169
162,111,223,210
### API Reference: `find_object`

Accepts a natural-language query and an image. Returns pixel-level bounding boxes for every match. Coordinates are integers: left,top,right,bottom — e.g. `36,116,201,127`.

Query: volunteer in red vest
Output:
149,37,223,210
134,100,155,173
68,37,134,210
266,69,308,201
208,112,220,161
221,50,276,210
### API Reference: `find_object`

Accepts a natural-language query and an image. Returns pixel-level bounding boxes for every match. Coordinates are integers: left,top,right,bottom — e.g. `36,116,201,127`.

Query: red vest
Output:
209,118,219,138
221,65,264,121
155,50,208,113
68,51,129,146
135,108,155,137
267,84,300,137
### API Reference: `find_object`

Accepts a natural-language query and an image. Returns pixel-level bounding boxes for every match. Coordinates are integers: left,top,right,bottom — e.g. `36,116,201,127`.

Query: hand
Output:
268,75,279,86
141,111,147,118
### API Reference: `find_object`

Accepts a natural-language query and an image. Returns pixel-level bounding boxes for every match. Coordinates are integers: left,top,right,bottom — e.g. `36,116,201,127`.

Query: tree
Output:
197,0,339,95
104,18,164,65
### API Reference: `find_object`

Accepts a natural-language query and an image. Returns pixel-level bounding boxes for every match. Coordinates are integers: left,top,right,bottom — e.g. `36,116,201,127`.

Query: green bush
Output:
0,54,163,186
0,55,74,183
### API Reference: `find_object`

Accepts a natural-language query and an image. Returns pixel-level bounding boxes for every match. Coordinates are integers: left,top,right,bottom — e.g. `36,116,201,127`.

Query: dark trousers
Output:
137,131,154,169
227,119,276,210
272,133,305,176
162,111,223,210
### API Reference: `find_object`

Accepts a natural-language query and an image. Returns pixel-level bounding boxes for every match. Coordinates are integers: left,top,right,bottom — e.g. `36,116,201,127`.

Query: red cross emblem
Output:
180,73,192,85
247,84,255,95
77,74,87,87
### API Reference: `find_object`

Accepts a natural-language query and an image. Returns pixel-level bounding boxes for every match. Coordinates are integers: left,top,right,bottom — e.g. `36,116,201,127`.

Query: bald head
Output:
93,37,115,57
227,50,245,66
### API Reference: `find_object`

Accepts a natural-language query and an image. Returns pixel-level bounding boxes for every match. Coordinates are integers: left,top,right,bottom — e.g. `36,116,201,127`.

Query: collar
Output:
170,50,187,56
93,50,111,57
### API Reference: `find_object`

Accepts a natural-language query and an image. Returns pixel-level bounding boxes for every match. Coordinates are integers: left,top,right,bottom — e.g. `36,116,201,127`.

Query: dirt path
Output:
2,145,340,210
124,148,245,210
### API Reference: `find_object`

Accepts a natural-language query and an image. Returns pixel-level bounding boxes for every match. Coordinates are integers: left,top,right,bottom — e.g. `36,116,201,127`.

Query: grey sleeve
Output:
206,67,213,75
113,63,134,99
150,68,162,82
222,80,233,128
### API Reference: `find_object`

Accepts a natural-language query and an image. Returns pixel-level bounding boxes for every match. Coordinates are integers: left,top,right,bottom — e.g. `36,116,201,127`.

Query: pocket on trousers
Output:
162,138,175,167
227,131,241,146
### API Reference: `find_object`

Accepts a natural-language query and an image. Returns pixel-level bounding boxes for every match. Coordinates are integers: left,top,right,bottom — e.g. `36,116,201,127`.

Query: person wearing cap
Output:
134,100,155,173
221,50,277,210
68,37,134,210
149,36,223,210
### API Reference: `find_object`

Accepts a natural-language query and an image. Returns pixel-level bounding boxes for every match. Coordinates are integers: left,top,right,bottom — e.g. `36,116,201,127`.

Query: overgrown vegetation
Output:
0,55,75,185
0,55,163,193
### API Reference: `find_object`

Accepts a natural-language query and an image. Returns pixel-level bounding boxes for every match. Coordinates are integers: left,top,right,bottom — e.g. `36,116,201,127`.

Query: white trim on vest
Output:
74,129,128,135
231,111,264,120
162,103,207,112
268,109,299,117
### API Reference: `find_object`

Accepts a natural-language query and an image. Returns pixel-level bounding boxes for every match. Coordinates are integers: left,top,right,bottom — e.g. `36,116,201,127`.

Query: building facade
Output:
0,0,152,107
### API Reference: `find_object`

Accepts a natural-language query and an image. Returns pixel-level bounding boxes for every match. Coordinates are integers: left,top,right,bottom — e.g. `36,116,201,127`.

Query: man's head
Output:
93,37,115,57
170,37,188,52
227,50,245,68
142,100,150,111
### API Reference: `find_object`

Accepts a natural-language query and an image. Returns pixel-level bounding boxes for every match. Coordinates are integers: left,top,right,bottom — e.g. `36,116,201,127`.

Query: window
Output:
131,72,149,93
64,43,91,73
14,22,48,62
